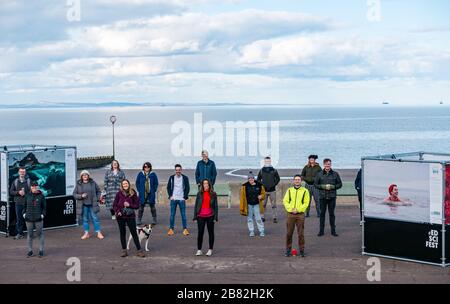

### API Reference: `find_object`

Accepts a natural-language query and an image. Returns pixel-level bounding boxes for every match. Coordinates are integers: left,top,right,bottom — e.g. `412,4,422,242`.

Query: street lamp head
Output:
110,115,117,124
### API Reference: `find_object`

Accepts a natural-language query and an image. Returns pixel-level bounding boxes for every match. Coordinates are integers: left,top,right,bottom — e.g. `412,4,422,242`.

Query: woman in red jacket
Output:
113,179,145,257
194,179,218,257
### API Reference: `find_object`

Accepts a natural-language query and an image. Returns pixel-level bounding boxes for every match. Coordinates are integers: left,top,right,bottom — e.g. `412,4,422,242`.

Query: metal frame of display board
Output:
0,144,78,236
361,151,449,267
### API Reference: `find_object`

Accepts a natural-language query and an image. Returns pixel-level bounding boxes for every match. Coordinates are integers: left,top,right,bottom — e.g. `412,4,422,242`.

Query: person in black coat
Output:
355,169,362,223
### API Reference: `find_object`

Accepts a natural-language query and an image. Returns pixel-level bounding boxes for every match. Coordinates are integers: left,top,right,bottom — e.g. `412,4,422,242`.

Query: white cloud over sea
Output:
1,0,449,105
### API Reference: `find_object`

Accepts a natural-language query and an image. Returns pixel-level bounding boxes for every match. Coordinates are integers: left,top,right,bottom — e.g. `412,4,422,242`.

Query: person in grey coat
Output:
73,170,104,240
104,160,126,220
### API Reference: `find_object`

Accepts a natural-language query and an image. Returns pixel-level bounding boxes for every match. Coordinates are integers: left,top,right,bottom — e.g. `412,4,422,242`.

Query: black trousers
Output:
197,216,215,250
319,198,336,233
117,217,141,250
138,203,157,223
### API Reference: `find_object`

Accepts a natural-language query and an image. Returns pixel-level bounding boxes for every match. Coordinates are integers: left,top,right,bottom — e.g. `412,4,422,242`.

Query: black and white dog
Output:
127,224,153,252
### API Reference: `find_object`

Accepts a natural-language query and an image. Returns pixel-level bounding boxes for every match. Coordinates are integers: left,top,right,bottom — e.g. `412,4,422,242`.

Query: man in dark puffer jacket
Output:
23,181,46,258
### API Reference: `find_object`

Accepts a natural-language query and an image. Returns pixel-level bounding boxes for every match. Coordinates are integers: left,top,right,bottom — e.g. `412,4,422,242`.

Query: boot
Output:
121,250,128,257
136,250,146,258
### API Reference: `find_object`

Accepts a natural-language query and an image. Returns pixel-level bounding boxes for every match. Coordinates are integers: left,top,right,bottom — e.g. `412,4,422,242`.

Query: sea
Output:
1,105,449,169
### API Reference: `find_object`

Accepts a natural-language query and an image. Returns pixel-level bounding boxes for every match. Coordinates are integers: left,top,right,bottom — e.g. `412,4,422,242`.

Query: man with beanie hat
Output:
240,172,266,237
301,155,322,217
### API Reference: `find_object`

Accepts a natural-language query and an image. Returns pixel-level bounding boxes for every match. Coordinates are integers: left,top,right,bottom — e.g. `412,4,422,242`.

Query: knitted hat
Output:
308,154,318,160
80,170,90,178
247,171,255,179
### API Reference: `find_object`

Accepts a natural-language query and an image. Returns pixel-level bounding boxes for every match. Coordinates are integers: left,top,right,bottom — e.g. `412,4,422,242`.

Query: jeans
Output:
319,198,336,233
286,212,305,252
247,204,264,234
197,216,215,250
169,200,187,229
82,206,101,233
138,203,157,224
305,183,320,217
26,221,44,252
117,217,141,250
15,204,25,235
262,191,278,220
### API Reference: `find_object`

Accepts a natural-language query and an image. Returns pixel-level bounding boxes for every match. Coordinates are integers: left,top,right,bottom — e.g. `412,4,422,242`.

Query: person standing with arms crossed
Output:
283,175,310,257
301,155,322,218
257,156,280,223
314,158,342,237
136,162,159,226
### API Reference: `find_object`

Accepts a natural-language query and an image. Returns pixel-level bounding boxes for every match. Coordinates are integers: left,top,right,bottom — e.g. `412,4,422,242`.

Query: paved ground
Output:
0,204,448,284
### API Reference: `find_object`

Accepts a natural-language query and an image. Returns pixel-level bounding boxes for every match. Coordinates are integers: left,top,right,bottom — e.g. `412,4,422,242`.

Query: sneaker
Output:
97,232,105,240
81,232,90,240
284,250,291,257
260,232,265,237
38,250,44,258
273,218,278,223
27,251,33,258
15,234,24,240
317,232,324,237
112,215,116,220
249,231,255,237
331,232,339,237
121,250,128,257
195,250,203,256
182,229,190,236
206,249,213,256
136,250,146,258
167,229,175,236
360,221,363,226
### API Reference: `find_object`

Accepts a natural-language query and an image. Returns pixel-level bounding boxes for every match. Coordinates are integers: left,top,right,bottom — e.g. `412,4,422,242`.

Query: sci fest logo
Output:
425,229,439,249
64,199,74,215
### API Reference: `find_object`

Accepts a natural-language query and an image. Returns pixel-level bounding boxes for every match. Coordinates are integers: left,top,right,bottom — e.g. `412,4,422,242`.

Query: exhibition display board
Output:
0,145,77,236
362,152,450,267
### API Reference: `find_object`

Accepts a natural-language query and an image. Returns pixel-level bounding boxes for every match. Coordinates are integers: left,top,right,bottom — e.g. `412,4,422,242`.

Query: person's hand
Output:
19,189,25,196
41,214,44,219
81,193,88,198
117,212,122,217
23,214,26,218
325,184,331,191
292,208,298,214
258,195,263,200
124,202,130,207
170,196,173,201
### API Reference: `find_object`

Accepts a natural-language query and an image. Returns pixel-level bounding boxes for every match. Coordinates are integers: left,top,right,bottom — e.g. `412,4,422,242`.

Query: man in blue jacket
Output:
136,162,159,225
167,164,190,236
195,150,217,187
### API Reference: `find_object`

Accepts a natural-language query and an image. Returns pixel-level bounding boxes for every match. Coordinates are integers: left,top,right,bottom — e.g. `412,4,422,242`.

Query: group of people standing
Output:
10,150,345,259
238,155,343,257
72,150,219,257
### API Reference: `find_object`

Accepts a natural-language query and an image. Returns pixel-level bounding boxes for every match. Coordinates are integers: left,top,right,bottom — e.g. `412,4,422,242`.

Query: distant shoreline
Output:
1,102,446,109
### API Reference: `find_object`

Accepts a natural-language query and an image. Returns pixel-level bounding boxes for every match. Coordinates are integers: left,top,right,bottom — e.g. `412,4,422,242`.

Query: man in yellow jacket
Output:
283,174,310,257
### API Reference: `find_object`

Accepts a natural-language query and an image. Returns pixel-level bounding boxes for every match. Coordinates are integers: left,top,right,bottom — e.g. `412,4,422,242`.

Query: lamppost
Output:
110,115,117,159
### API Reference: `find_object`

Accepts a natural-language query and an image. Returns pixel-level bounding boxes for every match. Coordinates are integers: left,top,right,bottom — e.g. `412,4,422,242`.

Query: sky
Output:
0,0,449,106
